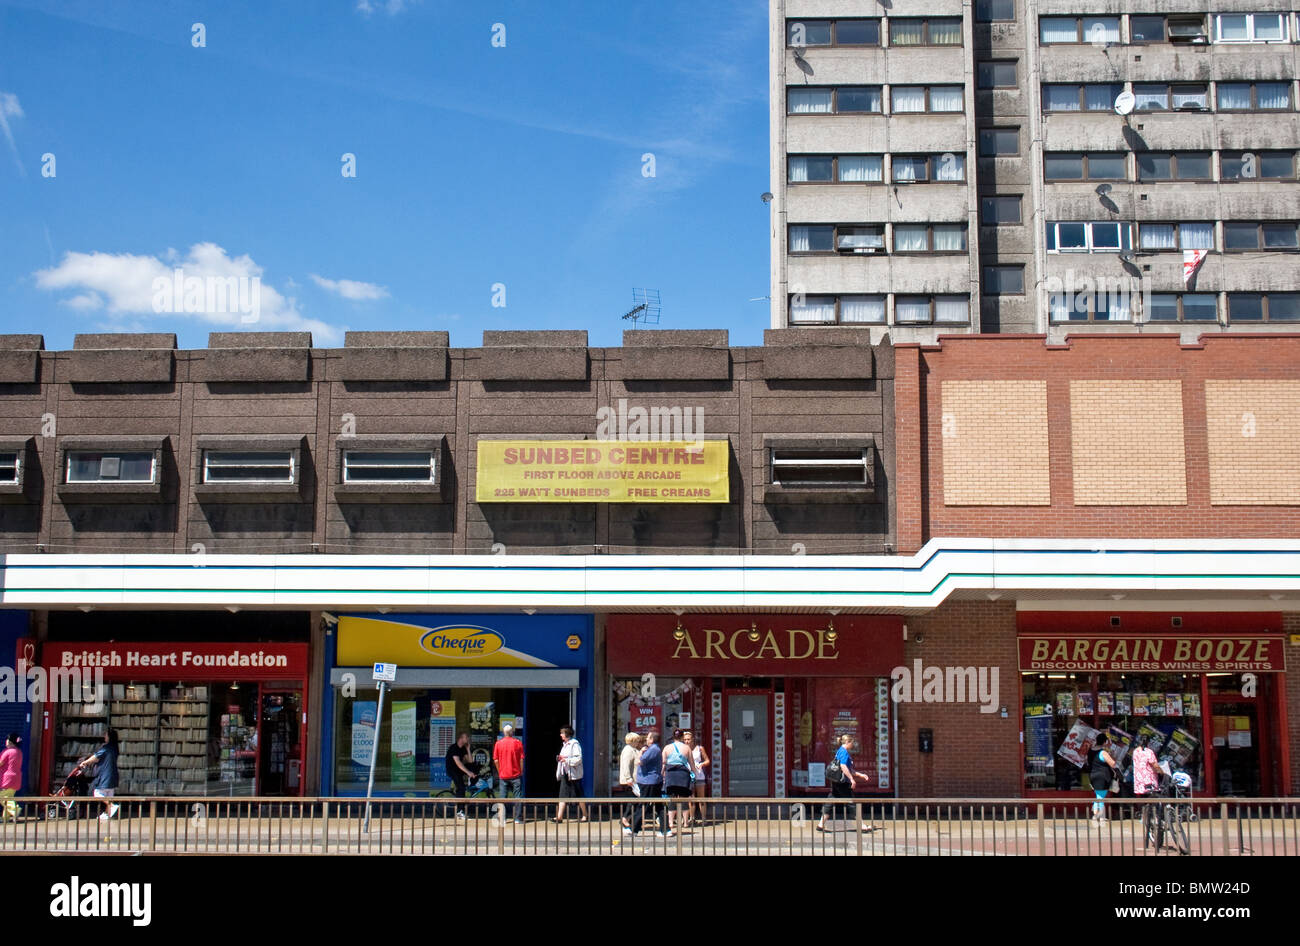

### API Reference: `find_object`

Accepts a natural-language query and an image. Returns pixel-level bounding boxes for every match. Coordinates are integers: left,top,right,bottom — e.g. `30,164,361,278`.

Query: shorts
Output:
93,789,115,799
666,785,690,798
558,777,582,798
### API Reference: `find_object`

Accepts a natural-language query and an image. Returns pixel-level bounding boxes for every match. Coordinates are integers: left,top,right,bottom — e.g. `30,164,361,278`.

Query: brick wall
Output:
1205,380,1300,505
895,600,1022,798
896,333,1300,550
942,380,1049,505
1070,379,1186,506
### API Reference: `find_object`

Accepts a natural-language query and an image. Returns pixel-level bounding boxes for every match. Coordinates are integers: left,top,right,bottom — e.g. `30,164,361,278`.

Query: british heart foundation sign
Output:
476,440,729,503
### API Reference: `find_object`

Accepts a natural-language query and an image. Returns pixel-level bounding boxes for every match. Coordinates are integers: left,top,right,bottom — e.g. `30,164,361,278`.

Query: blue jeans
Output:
498,776,523,820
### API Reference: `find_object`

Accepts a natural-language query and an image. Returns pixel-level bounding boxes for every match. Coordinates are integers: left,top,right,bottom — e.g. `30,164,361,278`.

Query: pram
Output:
44,761,92,820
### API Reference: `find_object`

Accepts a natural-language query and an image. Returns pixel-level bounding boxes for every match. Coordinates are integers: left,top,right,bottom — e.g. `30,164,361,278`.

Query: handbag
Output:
826,755,844,783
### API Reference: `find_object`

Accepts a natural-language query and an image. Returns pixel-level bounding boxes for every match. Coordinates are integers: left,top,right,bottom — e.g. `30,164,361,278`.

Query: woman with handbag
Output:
553,727,588,823
661,728,697,836
1087,732,1122,825
816,734,874,833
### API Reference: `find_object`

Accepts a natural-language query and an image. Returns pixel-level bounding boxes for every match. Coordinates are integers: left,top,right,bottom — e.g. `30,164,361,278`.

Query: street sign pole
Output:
363,662,398,834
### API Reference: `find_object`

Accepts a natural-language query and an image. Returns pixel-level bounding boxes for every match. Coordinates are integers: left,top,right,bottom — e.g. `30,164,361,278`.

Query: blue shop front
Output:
321,613,594,798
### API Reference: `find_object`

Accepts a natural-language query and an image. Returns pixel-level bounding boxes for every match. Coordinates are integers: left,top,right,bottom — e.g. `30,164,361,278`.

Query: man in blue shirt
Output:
628,730,665,836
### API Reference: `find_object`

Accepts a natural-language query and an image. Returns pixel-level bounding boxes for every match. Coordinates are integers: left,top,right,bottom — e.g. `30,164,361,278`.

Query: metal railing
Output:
1,795,1296,855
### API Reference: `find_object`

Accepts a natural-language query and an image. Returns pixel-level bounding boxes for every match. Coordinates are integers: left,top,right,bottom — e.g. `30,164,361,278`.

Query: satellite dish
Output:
1119,250,1136,263
1113,90,1135,116
1095,183,1112,196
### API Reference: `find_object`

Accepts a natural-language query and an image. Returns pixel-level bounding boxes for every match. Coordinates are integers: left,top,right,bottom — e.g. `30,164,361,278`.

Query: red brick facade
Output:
895,601,1021,798
895,333,1300,553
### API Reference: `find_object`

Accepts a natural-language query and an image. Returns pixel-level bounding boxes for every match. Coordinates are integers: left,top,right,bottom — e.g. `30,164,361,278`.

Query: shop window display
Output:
1023,673,1204,792
333,687,524,794
787,678,888,793
610,677,693,781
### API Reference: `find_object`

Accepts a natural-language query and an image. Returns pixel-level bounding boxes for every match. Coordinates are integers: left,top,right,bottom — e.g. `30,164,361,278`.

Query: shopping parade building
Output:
0,328,1295,801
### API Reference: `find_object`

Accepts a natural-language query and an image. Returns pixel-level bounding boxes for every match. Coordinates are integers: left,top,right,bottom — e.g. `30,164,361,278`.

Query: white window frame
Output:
65,451,156,485
342,450,436,484
202,450,295,485
1212,13,1288,44
1048,221,1132,253
771,449,871,487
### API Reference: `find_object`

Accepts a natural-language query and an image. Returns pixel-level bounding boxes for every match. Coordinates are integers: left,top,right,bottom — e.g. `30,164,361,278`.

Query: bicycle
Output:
1142,769,1192,856
435,766,496,800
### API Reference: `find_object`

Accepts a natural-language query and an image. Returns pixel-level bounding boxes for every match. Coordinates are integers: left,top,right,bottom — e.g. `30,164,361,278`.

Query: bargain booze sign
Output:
1018,635,1285,672
42,641,309,681
606,615,902,677
1016,612,1286,673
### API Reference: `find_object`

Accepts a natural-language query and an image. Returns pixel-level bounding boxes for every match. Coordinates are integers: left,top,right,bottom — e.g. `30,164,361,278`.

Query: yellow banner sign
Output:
476,440,729,503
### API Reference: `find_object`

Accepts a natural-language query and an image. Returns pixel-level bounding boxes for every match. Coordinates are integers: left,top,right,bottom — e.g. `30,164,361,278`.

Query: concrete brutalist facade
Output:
771,0,1300,341
0,329,897,557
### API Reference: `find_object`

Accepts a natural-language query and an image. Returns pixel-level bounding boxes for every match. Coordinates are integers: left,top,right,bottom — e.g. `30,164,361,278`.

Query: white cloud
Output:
33,242,341,343
356,0,419,15
309,273,390,301
62,292,103,310
0,91,25,176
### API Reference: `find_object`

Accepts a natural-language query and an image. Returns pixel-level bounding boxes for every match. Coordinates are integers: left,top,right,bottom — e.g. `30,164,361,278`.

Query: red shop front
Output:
606,614,903,798
1017,612,1289,798
39,640,309,797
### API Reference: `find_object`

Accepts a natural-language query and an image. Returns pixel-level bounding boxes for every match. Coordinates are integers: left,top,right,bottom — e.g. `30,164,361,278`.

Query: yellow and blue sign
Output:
323,613,594,797
337,614,589,669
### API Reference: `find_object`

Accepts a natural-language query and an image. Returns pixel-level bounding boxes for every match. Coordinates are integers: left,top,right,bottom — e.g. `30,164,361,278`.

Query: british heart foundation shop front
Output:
605,614,903,798
39,640,309,797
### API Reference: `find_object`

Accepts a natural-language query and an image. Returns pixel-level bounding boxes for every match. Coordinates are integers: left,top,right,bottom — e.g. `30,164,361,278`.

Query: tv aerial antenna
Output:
621,288,662,327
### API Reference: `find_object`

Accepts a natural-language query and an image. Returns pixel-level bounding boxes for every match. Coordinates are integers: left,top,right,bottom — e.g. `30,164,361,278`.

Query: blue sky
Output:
0,0,770,350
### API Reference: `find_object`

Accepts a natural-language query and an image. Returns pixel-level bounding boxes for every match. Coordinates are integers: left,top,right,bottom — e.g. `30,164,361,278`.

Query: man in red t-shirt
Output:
493,724,525,822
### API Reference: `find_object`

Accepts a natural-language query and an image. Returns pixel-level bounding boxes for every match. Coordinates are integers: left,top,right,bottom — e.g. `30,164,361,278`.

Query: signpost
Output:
363,662,397,833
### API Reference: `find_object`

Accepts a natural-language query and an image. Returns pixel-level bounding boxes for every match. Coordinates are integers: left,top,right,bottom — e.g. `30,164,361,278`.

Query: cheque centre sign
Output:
476,440,729,503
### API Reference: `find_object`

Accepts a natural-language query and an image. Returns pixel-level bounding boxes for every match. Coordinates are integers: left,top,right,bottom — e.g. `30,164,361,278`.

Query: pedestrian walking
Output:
445,731,476,819
553,727,587,823
816,734,873,833
0,733,22,822
683,729,709,825
1088,732,1122,825
661,728,697,835
493,723,525,822
618,732,643,829
78,728,120,821
1130,733,1161,839
628,729,663,836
